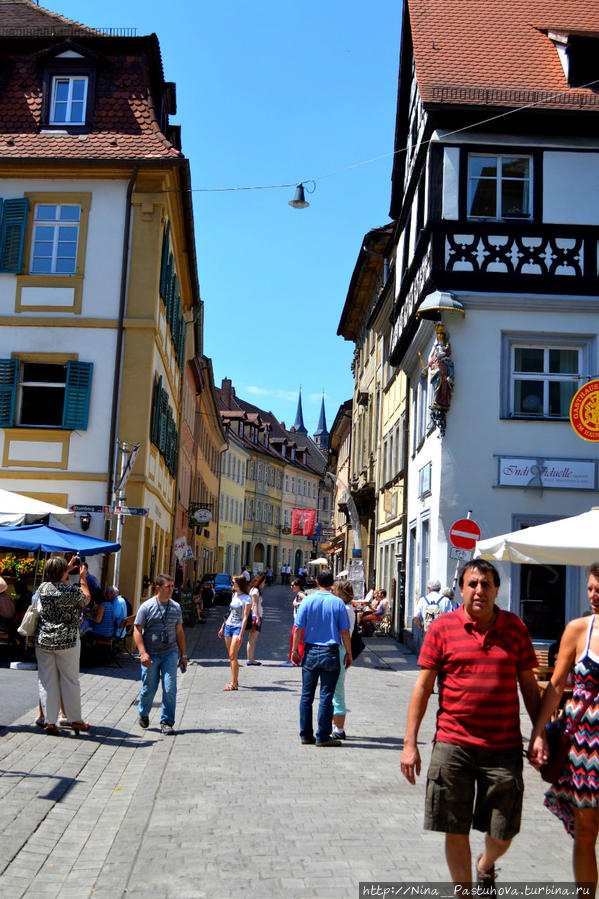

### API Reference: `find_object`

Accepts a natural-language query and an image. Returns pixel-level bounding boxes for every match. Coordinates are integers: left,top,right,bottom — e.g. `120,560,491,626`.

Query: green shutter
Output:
151,375,162,446
177,309,186,369
0,358,17,427
159,222,170,302
167,270,177,333
62,361,93,430
158,388,168,454
0,198,29,273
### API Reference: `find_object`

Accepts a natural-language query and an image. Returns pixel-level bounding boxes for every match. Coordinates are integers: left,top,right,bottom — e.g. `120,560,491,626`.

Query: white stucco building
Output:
390,0,599,646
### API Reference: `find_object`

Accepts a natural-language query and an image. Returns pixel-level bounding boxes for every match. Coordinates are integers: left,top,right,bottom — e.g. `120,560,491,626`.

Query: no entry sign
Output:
449,518,481,550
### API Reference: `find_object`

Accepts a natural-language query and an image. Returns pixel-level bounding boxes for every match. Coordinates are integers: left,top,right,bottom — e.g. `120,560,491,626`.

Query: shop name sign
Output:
497,456,596,491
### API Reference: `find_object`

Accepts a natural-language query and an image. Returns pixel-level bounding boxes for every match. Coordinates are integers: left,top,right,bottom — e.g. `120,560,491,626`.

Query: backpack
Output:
423,597,441,632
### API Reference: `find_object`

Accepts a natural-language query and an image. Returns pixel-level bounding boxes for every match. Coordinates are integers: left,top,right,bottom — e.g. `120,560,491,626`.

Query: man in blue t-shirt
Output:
292,569,352,746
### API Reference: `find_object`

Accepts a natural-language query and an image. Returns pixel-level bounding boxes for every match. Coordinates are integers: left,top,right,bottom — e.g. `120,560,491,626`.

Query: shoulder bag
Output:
541,684,599,785
18,604,40,638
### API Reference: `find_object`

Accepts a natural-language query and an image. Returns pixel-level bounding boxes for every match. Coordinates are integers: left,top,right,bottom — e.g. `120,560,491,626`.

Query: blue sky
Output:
47,0,403,433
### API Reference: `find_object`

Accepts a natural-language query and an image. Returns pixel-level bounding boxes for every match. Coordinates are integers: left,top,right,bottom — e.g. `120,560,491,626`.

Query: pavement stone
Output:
0,583,583,897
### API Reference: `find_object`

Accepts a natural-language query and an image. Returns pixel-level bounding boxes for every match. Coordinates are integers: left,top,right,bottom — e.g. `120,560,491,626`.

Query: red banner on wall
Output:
291,508,316,537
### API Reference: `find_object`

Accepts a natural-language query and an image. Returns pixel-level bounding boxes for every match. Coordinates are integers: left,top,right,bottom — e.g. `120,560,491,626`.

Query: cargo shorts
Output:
424,741,524,839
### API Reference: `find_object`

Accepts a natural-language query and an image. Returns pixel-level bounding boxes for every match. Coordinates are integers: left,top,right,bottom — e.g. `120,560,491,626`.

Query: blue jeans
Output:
299,643,341,743
138,650,178,725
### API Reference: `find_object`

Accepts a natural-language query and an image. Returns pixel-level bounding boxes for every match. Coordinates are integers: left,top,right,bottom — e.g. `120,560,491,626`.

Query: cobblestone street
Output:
0,585,575,897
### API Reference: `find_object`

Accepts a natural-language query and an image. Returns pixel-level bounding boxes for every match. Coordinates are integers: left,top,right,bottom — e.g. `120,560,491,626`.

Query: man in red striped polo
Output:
400,560,540,888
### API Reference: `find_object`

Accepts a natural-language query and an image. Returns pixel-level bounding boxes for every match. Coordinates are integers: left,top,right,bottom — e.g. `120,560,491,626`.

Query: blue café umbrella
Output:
0,523,120,556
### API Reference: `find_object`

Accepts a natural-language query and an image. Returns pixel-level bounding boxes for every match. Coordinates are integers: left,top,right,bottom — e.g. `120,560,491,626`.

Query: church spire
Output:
313,393,329,451
293,388,307,434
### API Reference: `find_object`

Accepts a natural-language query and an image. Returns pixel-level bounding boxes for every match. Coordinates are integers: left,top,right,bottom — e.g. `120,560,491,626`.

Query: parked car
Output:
213,573,233,605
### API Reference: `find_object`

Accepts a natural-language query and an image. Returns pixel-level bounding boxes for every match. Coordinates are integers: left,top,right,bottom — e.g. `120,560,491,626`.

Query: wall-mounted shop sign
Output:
495,455,596,491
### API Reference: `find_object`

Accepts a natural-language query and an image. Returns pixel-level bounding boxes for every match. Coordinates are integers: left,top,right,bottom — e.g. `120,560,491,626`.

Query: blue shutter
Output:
0,198,29,273
159,222,170,302
62,361,93,430
0,358,17,427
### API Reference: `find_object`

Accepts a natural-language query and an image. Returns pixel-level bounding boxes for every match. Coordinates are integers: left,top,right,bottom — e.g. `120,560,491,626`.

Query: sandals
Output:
45,724,60,736
68,721,92,735
35,715,45,729
223,684,238,691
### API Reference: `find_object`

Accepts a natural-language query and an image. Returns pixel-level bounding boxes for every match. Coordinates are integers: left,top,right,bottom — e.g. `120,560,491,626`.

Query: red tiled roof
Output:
0,1,181,159
408,0,599,111
0,0,99,35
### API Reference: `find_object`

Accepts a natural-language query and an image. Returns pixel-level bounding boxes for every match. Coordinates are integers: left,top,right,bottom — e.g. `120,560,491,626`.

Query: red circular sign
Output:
449,518,481,550
570,379,599,442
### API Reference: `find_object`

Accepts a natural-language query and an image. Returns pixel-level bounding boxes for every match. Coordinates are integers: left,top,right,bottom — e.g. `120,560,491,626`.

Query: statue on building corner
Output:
418,323,455,437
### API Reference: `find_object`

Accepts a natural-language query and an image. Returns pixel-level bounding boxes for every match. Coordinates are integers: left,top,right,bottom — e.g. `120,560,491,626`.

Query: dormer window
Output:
468,154,531,220
50,76,88,125
38,41,98,132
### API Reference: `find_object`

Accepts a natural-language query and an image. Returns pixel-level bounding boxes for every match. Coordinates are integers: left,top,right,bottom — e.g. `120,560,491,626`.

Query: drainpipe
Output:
103,166,138,582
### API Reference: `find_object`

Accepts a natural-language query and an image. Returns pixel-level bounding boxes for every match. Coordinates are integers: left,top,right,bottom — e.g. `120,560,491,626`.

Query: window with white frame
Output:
502,335,591,419
50,76,88,125
468,154,531,220
414,373,429,447
30,203,80,275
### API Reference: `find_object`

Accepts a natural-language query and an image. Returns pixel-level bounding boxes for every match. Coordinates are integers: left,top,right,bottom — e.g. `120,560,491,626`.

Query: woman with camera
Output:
35,555,91,735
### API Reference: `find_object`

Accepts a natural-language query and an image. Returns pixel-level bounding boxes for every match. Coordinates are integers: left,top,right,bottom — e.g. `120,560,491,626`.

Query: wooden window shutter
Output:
151,375,162,446
0,198,29,273
0,358,17,427
159,221,170,302
158,388,168,454
62,361,93,430
177,310,186,369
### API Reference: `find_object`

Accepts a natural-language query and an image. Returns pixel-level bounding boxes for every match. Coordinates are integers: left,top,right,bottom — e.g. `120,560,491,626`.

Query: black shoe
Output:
316,738,342,747
301,736,316,744
476,856,496,895
160,722,175,735
138,715,149,729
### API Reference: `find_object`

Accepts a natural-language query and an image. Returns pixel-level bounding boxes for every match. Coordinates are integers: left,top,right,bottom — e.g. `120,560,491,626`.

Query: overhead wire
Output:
172,76,599,195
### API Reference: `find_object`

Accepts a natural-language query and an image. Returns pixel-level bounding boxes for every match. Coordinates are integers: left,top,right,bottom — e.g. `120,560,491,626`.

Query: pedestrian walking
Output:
291,568,352,747
400,560,540,887
529,562,599,891
134,573,187,735
218,574,251,691
246,573,265,665
35,556,92,736
331,578,356,740
287,577,306,664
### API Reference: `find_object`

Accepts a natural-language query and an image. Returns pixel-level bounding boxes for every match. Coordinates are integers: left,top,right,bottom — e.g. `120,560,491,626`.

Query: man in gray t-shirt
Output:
134,574,187,735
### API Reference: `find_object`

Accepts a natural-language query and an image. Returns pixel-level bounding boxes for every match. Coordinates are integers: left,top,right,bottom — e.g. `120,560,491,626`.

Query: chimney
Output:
221,377,234,406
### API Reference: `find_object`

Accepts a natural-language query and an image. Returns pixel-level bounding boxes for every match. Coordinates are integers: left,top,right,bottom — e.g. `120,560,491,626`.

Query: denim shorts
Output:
224,624,242,637
424,741,524,839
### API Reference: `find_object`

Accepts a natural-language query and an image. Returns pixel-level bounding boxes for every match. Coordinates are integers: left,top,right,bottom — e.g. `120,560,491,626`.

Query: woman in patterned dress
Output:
529,563,599,890
35,556,91,735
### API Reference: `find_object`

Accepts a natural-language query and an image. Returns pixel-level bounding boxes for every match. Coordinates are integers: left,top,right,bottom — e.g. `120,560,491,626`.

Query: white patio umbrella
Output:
308,557,329,566
474,508,599,567
0,488,70,526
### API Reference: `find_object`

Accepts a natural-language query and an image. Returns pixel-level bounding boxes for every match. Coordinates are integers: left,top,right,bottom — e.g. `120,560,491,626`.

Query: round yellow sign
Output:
570,379,599,442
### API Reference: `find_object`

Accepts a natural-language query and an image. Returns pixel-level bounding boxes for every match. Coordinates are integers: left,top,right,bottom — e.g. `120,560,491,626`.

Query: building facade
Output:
389,0,599,644
0,2,203,605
